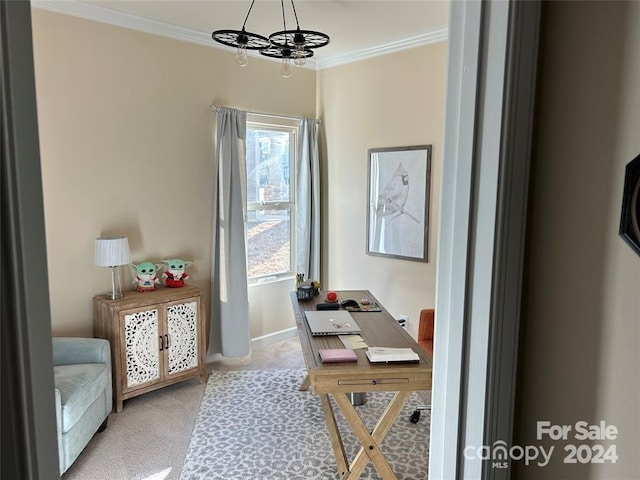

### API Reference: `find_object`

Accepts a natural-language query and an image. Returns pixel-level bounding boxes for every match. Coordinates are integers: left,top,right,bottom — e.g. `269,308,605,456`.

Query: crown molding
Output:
31,1,215,47
31,1,447,70
317,28,449,69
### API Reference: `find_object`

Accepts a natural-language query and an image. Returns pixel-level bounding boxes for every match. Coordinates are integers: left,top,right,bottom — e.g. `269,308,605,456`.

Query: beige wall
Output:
31,9,315,337
317,44,447,336
32,8,446,345
515,2,640,478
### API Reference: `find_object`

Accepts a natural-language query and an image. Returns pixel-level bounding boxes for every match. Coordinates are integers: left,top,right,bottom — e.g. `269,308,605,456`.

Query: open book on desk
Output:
366,347,420,363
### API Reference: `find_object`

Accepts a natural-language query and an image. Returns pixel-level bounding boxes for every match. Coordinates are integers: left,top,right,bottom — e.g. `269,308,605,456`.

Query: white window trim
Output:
246,115,299,284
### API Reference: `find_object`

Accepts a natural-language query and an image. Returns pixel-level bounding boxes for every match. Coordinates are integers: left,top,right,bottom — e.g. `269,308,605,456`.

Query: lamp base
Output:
106,266,125,300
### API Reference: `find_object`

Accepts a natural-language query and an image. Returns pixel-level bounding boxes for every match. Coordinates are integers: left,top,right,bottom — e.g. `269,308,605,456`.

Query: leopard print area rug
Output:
180,369,429,480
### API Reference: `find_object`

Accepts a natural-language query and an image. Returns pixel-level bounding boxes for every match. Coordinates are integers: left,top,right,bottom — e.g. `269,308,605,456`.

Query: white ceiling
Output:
34,0,450,68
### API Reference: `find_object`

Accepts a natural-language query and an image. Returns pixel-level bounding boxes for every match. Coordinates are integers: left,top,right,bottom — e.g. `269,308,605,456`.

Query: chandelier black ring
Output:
268,30,330,49
211,29,270,50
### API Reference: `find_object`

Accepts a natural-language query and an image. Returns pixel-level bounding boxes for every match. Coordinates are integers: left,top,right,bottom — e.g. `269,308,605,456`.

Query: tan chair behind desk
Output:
411,308,434,423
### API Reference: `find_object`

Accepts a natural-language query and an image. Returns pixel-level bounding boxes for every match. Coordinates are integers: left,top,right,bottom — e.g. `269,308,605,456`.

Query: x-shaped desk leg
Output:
299,374,310,391
322,390,412,480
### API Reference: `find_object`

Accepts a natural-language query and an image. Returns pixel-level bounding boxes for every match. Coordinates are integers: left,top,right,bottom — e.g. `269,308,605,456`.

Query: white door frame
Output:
429,1,541,478
1,1,60,477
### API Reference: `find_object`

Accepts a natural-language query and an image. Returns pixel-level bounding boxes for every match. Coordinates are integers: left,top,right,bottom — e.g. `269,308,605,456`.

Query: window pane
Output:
246,129,291,203
246,209,291,278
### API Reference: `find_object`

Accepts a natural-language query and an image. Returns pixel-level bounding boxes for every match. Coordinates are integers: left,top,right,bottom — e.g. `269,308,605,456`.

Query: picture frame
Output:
366,145,432,262
619,153,640,256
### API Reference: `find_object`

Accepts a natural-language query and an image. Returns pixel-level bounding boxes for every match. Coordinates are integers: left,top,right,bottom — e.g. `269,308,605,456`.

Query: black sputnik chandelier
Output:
211,0,330,78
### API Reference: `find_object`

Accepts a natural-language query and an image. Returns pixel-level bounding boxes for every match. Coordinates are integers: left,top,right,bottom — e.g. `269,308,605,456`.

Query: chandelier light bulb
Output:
280,57,292,78
294,47,307,66
235,46,249,66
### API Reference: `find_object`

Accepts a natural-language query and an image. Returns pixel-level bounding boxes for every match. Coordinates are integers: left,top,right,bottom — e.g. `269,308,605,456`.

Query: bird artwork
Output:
376,162,420,224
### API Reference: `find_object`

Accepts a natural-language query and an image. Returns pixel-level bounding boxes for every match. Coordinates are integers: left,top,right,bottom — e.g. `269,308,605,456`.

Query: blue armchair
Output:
52,337,112,474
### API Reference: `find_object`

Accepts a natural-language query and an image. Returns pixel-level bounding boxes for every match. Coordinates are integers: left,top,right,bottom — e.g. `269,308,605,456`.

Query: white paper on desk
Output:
366,347,419,363
339,334,368,349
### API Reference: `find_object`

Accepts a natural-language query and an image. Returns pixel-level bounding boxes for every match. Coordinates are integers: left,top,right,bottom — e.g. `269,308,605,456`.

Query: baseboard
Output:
250,327,298,350
205,327,298,363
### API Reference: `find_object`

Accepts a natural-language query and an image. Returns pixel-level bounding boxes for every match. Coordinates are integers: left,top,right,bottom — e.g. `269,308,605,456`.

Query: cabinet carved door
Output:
121,307,162,392
166,299,199,378
94,285,206,412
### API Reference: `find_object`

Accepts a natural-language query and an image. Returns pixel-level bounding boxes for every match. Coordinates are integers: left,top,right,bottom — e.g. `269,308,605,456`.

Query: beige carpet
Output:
62,337,305,480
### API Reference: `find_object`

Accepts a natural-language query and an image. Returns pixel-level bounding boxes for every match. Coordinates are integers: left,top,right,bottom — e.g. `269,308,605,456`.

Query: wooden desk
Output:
290,290,432,480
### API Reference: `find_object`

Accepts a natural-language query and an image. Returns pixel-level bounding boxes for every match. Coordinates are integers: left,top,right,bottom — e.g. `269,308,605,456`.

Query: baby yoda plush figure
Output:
130,261,160,292
161,259,193,288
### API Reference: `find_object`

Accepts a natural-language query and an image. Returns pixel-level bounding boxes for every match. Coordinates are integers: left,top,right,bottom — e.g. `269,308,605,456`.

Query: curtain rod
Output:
210,104,321,125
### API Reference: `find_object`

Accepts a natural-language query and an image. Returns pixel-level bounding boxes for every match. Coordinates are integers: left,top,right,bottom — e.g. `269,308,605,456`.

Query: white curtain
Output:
209,107,250,358
296,118,320,282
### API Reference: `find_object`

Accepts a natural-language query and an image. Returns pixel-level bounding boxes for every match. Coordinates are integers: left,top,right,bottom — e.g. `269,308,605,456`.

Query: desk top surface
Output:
290,290,432,392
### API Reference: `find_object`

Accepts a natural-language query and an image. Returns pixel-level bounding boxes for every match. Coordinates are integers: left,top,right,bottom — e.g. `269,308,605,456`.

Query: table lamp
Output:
94,236,130,300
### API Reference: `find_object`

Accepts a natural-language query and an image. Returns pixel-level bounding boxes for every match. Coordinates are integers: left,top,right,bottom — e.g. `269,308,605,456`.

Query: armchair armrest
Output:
52,337,111,366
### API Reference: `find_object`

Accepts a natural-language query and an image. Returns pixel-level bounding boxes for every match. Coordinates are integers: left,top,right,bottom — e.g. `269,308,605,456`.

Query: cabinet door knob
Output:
159,335,164,351
165,334,169,349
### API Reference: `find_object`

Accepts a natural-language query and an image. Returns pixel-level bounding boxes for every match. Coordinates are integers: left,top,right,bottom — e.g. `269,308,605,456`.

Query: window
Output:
245,114,298,282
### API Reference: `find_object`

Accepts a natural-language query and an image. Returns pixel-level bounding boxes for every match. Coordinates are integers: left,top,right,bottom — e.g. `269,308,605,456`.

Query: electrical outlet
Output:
397,314,408,330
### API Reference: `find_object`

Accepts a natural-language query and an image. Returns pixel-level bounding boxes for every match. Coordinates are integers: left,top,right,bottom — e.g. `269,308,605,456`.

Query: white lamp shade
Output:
94,236,130,267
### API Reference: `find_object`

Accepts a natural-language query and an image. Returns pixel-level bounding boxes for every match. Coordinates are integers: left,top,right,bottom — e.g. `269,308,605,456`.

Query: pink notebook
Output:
319,348,358,363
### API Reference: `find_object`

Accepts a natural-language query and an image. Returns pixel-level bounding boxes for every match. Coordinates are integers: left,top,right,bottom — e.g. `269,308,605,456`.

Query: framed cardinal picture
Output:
619,153,640,256
366,145,432,262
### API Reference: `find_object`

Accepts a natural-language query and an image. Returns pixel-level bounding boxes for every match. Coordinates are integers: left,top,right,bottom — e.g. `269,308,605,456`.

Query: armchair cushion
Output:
54,363,109,434
52,337,112,474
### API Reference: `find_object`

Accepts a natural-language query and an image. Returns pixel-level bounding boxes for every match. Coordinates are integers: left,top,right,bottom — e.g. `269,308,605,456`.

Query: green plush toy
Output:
130,261,160,292
161,259,193,288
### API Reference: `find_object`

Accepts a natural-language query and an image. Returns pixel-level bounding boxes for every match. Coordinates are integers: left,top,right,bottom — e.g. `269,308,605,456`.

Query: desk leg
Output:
299,374,310,391
333,391,412,480
343,391,412,479
319,394,349,478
